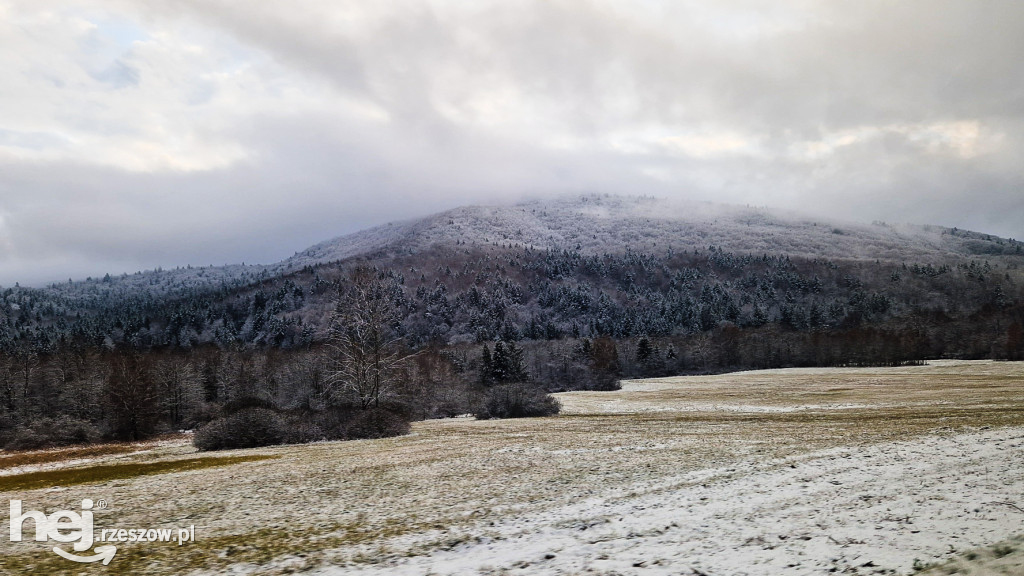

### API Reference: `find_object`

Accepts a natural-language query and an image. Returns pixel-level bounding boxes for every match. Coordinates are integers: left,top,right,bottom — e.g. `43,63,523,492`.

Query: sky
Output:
1,0,1023,285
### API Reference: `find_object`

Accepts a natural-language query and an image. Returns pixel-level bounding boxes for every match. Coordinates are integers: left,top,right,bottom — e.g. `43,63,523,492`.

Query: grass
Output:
915,535,1024,575
0,434,192,472
0,454,278,492
992,544,1017,559
0,359,1021,575
0,443,141,471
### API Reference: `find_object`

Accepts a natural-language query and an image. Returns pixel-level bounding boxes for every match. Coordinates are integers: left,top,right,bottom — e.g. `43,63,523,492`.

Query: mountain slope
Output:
286,195,1019,267
2,195,1022,365
27,195,1021,306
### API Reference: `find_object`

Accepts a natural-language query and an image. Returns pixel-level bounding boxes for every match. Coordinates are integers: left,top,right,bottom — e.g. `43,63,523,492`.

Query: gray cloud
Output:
1,0,1022,285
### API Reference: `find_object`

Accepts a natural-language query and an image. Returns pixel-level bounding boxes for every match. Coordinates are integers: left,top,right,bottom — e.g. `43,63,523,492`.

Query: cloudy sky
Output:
1,0,1023,285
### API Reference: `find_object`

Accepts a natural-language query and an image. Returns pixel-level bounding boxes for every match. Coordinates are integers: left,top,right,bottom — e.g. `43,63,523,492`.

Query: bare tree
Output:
53,348,105,422
328,267,414,409
153,356,201,428
281,349,331,410
13,346,39,418
0,356,16,416
106,353,161,440
692,333,714,372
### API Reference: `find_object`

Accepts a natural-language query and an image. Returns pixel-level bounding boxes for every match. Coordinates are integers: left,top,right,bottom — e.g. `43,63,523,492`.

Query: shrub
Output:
3,429,49,451
587,377,622,392
474,383,561,419
311,406,358,440
3,417,101,451
344,408,412,439
193,408,286,451
308,405,412,441
49,417,102,446
184,402,222,429
282,417,325,444
194,404,412,450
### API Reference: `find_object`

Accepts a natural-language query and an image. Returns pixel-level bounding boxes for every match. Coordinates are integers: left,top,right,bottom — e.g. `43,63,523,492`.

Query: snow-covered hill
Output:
27,195,1023,304
285,195,1017,268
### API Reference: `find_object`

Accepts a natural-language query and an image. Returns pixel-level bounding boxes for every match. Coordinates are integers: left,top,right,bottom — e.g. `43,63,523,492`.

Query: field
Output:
1,360,1022,575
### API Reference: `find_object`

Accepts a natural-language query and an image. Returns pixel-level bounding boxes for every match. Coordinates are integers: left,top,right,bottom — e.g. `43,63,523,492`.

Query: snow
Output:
318,426,1024,576
287,194,982,269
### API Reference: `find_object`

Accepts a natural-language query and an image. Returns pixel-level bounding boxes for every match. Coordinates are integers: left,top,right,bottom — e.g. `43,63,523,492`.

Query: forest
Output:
1,232,1022,450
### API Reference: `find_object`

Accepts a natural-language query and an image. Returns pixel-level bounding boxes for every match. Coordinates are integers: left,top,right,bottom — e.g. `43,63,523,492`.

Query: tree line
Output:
1,243,1023,450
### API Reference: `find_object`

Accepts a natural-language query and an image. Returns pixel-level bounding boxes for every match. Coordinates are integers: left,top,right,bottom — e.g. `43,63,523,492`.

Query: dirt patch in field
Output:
0,454,278,492
0,444,141,471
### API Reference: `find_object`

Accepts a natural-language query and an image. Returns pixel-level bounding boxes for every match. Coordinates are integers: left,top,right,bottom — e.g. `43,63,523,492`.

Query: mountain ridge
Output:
25,195,1022,300
285,195,975,266
1,194,1022,371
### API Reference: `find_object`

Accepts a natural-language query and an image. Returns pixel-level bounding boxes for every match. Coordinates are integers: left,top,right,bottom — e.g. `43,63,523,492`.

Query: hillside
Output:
22,195,1021,307
1,194,1023,463
0,196,1021,364
288,195,1020,266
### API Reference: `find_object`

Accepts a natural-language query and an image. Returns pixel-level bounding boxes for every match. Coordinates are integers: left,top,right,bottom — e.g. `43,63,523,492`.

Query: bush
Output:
307,405,412,441
50,417,102,446
194,404,412,450
282,417,325,444
474,383,561,419
586,377,622,391
184,402,222,429
2,417,101,451
3,429,49,451
310,406,358,440
193,408,286,451
344,408,412,439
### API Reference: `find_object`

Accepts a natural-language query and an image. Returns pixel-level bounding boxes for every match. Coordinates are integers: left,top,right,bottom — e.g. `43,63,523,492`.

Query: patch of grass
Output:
0,444,140,471
0,454,278,492
914,535,1024,575
0,515,448,575
992,544,1016,558
0,433,192,471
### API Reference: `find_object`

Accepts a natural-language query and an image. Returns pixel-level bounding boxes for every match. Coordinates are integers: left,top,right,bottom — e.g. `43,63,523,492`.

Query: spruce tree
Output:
480,344,493,385
636,336,653,363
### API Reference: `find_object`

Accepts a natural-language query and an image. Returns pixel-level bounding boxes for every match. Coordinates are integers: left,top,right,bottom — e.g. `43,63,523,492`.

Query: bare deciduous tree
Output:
106,353,161,440
153,356,201,428
328,267,414,409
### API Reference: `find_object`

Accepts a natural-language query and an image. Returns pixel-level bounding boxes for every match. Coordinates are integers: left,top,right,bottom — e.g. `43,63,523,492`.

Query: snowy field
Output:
328,427,1024,576
1,360,1022,575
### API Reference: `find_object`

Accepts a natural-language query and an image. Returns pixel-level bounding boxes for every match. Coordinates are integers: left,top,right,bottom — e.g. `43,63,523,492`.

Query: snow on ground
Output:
2,361,1022,575
323,427,1024,576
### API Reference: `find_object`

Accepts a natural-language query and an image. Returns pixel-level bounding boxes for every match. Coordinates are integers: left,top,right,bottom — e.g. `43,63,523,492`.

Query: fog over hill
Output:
0,193,1015,363
291,195,1008,267
27,195,1022,307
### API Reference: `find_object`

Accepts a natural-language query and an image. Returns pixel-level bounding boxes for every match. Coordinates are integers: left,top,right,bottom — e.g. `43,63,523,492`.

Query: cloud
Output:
1,0,1023,284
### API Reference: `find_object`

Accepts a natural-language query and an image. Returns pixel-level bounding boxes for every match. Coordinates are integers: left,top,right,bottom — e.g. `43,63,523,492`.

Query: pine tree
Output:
490,340,528,383
491,341,508,383
636,336,653,363
480,344,493,385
